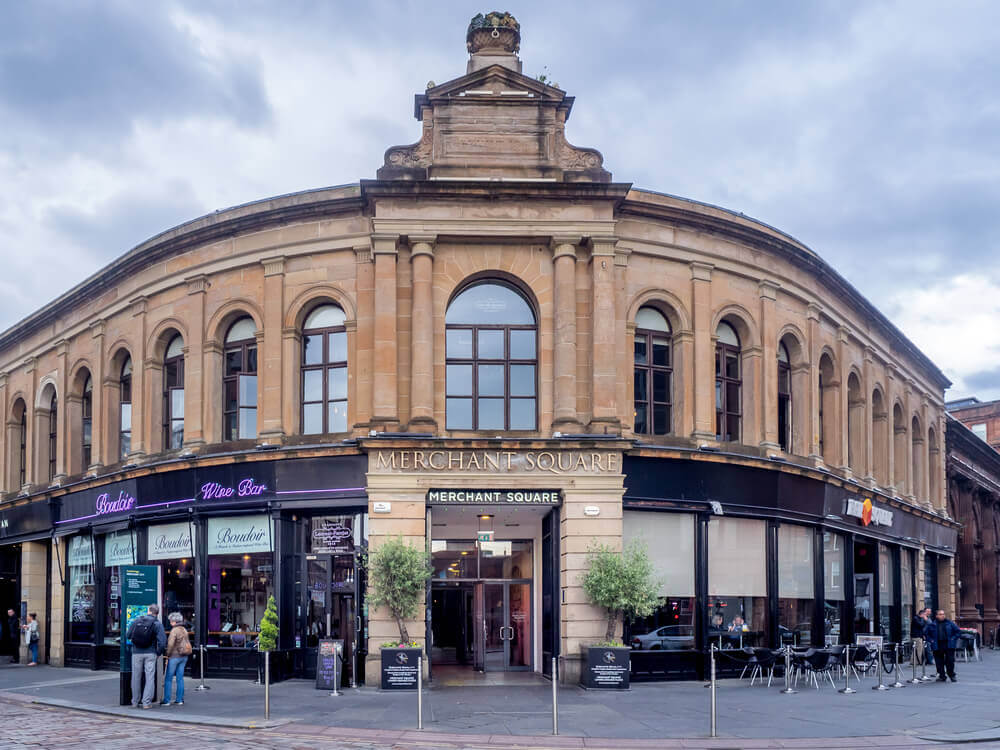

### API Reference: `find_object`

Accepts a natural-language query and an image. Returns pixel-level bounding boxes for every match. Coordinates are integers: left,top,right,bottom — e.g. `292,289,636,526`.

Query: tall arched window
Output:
446,281,537,431
163,335,185,450
223,317,258,440
893,403,906,491
301,305,347,434
872,388,888,486
715,321,741,441
847,372,863,474
119,358,132,460
17,403,27,487
48,392,58,481
777,342,791,451
633,307,672,435
81,376,93,470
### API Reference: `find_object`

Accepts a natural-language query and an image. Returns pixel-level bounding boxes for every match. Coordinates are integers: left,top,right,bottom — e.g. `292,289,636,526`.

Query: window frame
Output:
163,338,185,450
300,309,348,435
714,328,742,442
81,376,93,471
633,319,673,436
223,329,259,441
119,359,132,460
48,394,58,481
777,343,791,452
18,408,26,487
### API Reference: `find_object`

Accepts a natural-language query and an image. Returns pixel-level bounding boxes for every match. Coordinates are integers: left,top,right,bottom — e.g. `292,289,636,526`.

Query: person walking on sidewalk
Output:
21,613,38,665
127,604,166,708
5,609,19,663
924,609,961,682
161,612,192,706
912,607,933,666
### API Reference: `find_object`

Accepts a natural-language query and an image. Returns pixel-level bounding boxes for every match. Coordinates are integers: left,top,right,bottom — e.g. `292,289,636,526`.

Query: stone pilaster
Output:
372,234,399,430
863,347,876,486
690,262,714,440
353,242,375,432
90,320,105,471
183,274,207,449
408,235,436,430
551,237,581,432
587,237,619,433
758,280,779,451
806,304,822,462
129,296,148,460
259,256,286,442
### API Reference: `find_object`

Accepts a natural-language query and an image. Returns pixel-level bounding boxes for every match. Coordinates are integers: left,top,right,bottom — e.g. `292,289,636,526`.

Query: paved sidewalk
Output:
2,653,1000,745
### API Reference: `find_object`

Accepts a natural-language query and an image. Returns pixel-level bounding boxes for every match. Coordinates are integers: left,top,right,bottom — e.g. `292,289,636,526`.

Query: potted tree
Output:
367,536,432,690
579,541,659,689
258,595,279,717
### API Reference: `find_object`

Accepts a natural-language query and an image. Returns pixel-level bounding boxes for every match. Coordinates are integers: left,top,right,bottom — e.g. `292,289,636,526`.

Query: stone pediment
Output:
378,63,610,183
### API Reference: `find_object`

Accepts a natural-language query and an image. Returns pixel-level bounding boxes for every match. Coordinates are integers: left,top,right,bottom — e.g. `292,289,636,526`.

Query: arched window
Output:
633,306,671,435
120,358,132,460
163,335,185,450
911,415,924,500
301,305,347,434
872,389,888,486
777,342,791,451
847,372,863,474
81,376,93,470
48,392,58,481
446,281,537,431
224,317,258,440
893,403,906,492
18,404,27,487
715,321,741,441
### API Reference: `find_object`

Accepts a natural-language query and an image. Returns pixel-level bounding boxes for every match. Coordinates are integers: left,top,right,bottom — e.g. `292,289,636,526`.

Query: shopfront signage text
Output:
200,478,268,501
207,515,273,554
845,497,893,527
96,490,136,516
376,450,619,475
147,522,195,560
427,489,561,505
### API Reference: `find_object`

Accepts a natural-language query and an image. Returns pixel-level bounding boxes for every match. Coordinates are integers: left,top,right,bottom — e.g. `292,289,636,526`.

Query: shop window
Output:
778,524,814,647
624,511,695,650
308,515,365,555
206,515,274,647
777,342,791,451
163,335,185,450
301,305,348,435
147,521,196,630
119,357,132,460
47,392,58,481
445,281,537,431
879,543,896,638
633,307,672,436
223,317,259,441
428,539,532,579
714,321,741,442
923,552,938,613
901,548,914,640
708,517,766,647
823,531,845,645
103,530,136,644
81,375,93,470
67,535,95,642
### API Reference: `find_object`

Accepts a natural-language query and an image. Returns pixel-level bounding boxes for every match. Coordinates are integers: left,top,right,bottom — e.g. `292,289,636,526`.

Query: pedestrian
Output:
161,612,192,706
911,607,933,666
21,613,38,665
127,604,166,708
923,608,961,682
5,608,18,663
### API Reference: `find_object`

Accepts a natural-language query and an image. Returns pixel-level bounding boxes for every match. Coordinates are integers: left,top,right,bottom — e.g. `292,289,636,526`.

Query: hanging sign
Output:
104,530,136,567
311,519,353,554
147,522,195,560
207,515,273,554
845,497,893,527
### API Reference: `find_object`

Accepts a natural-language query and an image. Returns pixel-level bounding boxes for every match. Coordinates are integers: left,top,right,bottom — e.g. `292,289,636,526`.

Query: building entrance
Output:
304,553,359,687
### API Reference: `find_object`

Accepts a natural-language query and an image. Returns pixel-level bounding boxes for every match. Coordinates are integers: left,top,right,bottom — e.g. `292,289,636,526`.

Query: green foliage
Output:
580,541,660,643
367,536,432,644
258,594,279,651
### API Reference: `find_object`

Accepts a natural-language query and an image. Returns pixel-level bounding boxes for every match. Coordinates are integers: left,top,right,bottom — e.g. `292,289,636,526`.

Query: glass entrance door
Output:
479,581,531,671
304,553,358,687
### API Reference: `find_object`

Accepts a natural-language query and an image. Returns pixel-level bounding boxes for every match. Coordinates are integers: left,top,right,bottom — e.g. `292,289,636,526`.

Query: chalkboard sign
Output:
315,639,344,690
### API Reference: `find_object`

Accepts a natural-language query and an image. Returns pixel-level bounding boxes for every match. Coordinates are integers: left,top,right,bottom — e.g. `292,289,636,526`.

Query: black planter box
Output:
580,646,630,690
380,647,422,690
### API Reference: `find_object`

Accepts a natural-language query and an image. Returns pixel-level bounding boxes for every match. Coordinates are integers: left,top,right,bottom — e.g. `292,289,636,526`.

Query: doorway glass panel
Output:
508,583,531,668
306,558,329,645
484,583,506,670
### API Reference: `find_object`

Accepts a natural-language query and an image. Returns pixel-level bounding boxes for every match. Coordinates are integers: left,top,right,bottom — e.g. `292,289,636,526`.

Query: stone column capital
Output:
186,274,209,296
586,235,618,258
261,255,286,277
551,240,579,261
372,233,400,256
807,303,822,321
409,235,436,259
690,261,713,282
354,242,372,264
758,280,779,300
90,319,106,339
130,295,148,317
54,340,69,358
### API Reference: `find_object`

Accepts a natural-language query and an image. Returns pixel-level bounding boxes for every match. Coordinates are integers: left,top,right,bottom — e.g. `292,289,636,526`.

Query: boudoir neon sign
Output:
95,490,136,515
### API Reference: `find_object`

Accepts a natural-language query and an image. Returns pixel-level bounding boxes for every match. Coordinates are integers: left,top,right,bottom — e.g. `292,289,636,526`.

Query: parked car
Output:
631,625,695,650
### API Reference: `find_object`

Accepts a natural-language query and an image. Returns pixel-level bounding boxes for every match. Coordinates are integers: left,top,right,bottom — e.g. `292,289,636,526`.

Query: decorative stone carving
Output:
467,12,520,54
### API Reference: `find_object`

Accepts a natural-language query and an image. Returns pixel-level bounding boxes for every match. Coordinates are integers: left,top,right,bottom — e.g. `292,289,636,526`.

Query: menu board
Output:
315,639,344,690
119,565,161,671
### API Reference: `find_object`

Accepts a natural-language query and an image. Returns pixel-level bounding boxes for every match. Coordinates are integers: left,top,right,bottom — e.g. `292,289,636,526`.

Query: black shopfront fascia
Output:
48,454,367,676
623,455,957,680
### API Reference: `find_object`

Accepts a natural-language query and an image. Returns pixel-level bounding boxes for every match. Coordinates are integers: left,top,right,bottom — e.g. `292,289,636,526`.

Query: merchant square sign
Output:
374,449,620,475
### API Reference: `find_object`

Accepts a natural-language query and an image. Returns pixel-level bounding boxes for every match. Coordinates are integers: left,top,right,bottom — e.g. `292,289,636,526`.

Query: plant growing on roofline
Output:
580,540,660,645
366,535,432,647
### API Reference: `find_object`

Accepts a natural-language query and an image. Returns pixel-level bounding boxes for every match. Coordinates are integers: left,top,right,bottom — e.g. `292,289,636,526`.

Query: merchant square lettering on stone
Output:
375,450,619,474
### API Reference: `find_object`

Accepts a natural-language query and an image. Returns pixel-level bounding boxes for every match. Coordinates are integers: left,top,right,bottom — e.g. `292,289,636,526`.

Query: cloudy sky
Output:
1,1,997,399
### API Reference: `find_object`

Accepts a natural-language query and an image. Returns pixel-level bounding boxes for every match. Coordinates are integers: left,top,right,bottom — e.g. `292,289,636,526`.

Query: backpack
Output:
131,616,156,649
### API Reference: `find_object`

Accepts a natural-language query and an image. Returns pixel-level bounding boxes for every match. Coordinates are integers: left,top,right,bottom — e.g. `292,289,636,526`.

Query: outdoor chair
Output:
747,648,779,687
799,648,838,689
851,645,878,681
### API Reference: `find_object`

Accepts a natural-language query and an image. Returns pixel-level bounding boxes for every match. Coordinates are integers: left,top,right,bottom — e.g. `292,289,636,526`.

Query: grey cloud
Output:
962,368,1000,395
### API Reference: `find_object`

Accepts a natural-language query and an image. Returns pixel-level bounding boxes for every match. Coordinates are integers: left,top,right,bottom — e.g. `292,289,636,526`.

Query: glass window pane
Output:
246,346,257,374
304,304,345,329
726,414,740,442
226,317,256,343
120,403,132,432
238,408,256,439
303,403,323,434
328,368,347,401
447,329,473,359
165,360,179,388
726,352,740,379
172,389,185,418
634,338,648,365
225,349,242,376
726,382,740,413
82,421,92,444
328,401,348,433
303,370,323,402
446,398,473,430
329,332,347,363
778,525,814,598
478,364,504,396
225,412,237,440
715,381,723,409
478,398,504,430
634,370,647,401
120,433,131,458
446,283,535,325
446,365,472,396
510,365,535,397
225,380,238,411
477,330,504,359
303,334,323,366
509,330,536,360
634,403,648,434
653,371,669,404
171,420,184,449
653,404,669,435
510,399,536,430
239,375,257,407
652,337,670,367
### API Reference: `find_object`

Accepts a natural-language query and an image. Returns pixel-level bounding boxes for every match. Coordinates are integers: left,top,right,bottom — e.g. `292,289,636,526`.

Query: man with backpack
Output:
127,604,166,708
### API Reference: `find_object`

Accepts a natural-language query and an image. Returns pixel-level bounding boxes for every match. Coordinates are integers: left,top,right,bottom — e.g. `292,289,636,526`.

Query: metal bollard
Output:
709,645,717,738
330,647,340,697
780,646,797,694
872,645,890,690
417,655,423,730
839,645,856,694
264,650,271,719
551,656,558,736
920,640,935,681
908,640,922,684
889,643,905,688
195,644,210,691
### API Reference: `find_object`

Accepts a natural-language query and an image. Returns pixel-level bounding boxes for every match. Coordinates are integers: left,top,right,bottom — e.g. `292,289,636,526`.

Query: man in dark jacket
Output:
911,608,933,665
126,604,167,708
923,609,961,682
5,609,19,663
